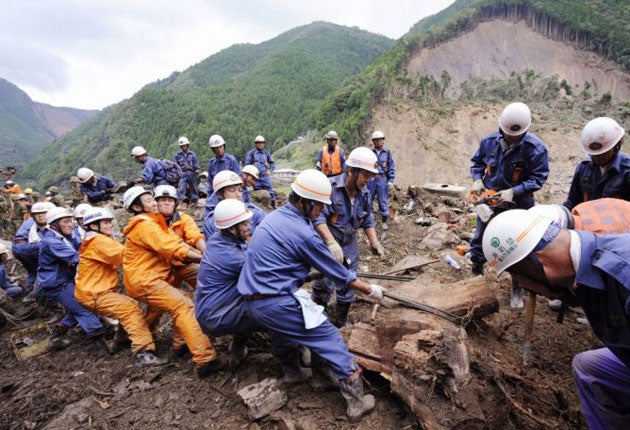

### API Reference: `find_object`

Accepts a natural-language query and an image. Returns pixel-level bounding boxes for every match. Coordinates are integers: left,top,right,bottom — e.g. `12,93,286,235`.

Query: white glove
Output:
387,182,395,192
326,239,344,263
370,242,384,256
368,284,386,300
471,179,485,195
498,188,514,203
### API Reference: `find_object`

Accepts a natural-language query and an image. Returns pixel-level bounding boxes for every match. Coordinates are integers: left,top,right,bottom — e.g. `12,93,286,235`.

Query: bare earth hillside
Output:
407,20,630,99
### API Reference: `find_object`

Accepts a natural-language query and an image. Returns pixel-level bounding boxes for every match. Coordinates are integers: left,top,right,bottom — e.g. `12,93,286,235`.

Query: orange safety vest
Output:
572,198,630,234
320,146,342,176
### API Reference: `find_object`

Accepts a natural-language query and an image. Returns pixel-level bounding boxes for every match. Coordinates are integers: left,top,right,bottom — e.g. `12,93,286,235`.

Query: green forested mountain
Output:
313,0,630,144
21,22,393,186
0,78,96,168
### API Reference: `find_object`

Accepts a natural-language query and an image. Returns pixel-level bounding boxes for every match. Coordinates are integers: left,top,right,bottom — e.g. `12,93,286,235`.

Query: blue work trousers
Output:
572,348,630,429
12,242,39,287
368,177,389,218
37,282,103,335
197,301,262,337
245,295,359,380
254,175,276,206
312,233,359,305
178,171,199,202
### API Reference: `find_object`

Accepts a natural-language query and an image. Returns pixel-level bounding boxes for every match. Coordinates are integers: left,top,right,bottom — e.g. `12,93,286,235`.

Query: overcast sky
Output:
1,0,454,110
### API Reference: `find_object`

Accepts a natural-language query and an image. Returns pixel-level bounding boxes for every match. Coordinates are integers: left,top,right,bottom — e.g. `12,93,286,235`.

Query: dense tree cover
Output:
19,22,393,187
313,0,630,146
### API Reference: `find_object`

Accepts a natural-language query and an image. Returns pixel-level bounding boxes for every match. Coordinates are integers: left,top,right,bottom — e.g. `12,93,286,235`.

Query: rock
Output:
419,223,461,251
237,377,287,420
422,183,466,198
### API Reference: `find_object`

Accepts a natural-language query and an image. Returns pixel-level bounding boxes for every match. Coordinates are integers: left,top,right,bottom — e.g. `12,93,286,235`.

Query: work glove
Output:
387,182,395,192
471,179,485,195
326,239,344,263
497,188,515,203
368,284,386,300
370,242,384,256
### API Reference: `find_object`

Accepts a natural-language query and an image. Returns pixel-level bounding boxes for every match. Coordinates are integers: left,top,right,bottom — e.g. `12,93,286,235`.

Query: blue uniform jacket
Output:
142,156,167,184
564,151,630,210
36,229,80,290
174,150,199,172
202,200,265,240
237,203,356,297
372,148,395,182
80,175,116,202
245,149,275,175
15,218,35,240
574,230,630,367
207,154,241,195
195,232,247,325
313,174,374,242
470,131,549,208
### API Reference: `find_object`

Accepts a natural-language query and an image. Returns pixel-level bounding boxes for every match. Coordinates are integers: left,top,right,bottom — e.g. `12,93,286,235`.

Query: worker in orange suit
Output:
75,207,166,367
121,186,223,377
4,180,23,195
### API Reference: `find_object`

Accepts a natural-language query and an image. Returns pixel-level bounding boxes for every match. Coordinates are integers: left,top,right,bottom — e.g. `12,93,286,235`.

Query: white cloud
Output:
0,0,454,109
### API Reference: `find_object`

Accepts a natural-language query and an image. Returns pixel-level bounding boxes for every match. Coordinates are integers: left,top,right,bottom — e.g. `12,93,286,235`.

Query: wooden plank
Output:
385,255,439,275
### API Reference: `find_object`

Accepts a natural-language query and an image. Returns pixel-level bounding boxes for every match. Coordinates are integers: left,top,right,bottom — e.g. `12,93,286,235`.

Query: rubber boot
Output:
227,335,249,370
135,350,168,367
90,333,112,357
341,373,375,423
471,261,484,276
381,216,389,231
48,325,71,350
279,347,312,385
112,326,131,353
334,302,351,328
311,353,340,391
196,358,226,378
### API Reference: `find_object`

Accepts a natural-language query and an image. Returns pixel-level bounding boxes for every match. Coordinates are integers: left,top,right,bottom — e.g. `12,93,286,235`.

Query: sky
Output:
0,0,454,110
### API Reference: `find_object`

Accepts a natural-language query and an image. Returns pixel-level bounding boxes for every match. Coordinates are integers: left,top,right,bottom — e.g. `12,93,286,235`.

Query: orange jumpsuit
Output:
122,212,216,365
75,231,156,354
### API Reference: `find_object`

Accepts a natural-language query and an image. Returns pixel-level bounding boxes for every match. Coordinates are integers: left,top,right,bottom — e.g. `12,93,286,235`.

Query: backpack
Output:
158,159,182,185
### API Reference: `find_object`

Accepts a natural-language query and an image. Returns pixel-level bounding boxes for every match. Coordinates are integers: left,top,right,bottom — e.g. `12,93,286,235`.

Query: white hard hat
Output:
130,146,147,157
290,169,332,205
499,102,531,136
482,209,553,275
346,147,379,173
212,170,242,193
46,207,73,224
528,204,571,229
31,202,54,214
77,167,95,183
123,186,152,210
325,131,339,140
254,135,265,143
214,199,253,230
74,203,93,219
83,207,115,226
178,136,190,146
242,165,260,180
209,134,226,148
5,180,15,186
199,171,209,179
17,193,27,199
372,130,385,140
581,117,625,155
0,243,9,254
154,184,179,200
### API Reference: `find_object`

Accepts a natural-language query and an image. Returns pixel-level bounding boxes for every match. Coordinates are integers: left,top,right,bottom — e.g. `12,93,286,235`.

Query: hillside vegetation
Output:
314,0,630,145
20,22,393,187
0,78,96,168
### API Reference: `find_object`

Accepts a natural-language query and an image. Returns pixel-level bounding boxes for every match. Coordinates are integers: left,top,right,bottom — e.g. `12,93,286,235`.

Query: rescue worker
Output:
130,146,169,186
564,117,629,209
11,202,54,290
24,187,34,203
202,170,265,240
198,172,209,198
312,147,385,327
9,194,30,238
237,169,384,423
368,130,396,230
316,131,346,177
121,186,221,377
73,203,92,240
240,165,259,204
0,243,23,298
47,186,65,207
173,136,199,204
69,176,84,206
245,135,276,208
37,207,105,351
77,167,116,204
206,134,241,196
4,180,23,195
482,209,630,429
195,199,265,369
0,190,12,238
75,207,166,366
469,102,549,309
